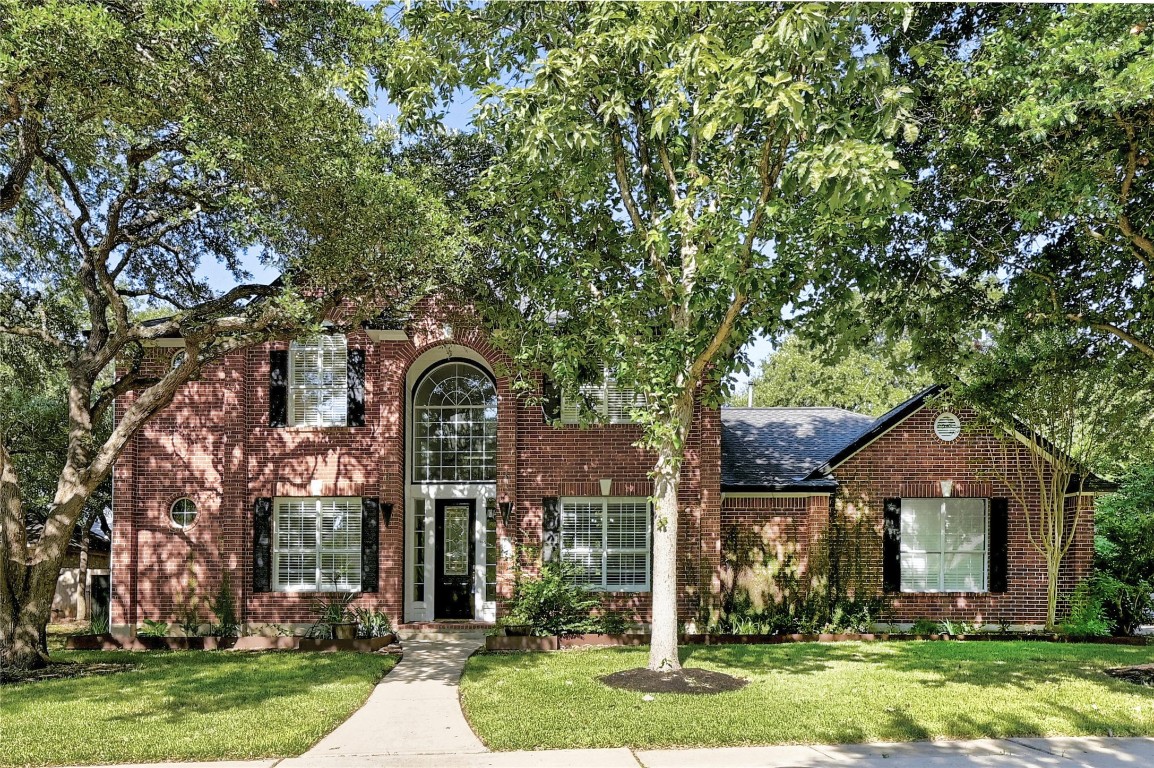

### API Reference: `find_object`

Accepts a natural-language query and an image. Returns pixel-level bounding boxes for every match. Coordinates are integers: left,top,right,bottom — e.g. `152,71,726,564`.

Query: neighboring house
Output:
110,298,1101,634
27,512,111,620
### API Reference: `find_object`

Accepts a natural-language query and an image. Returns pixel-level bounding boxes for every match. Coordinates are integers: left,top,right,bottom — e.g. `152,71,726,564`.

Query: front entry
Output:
434,499,475,619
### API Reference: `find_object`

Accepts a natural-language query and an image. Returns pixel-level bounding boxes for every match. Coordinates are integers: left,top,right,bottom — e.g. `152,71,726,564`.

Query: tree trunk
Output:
647,395,694,672
1046,552,1060,632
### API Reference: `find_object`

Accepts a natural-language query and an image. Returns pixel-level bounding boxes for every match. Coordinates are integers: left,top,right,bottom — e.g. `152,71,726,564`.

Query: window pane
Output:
900,552,941,592
562,502,603,550
943,499,987,552
413,362,497,483
606,502,648,549
413,500,426,602
606,553,647,587
900,499,943,553
443,505,470,576
273,497,361,592
288,336,347,427
562,550,603,585
943,552,986,592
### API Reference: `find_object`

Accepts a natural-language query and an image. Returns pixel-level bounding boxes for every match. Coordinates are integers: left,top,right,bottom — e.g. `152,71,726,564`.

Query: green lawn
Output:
461,641,1154,750
1,651,396,767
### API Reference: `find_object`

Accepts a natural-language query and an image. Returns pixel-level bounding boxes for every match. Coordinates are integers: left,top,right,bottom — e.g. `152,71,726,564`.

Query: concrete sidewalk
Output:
54,738,1154,767
291,634,488,761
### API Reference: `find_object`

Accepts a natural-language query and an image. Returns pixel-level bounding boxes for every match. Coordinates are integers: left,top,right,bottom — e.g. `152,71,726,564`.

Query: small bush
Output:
209,570,239,637
508,561,602,637
910,618,939,635
138,619,169,638
88,613,109,635
1060,580,1113,638
353,608,393,638
596,612,629,634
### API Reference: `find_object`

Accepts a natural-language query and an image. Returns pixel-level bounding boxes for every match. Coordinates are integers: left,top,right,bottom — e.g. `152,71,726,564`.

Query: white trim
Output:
721,491,833,500
272,496,362,593
403,345,499,624
365,329,409,343
899,497,989,594
141,337,185,348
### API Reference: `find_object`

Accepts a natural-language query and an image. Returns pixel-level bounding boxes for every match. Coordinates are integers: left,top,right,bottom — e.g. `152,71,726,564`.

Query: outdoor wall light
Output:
499,501,513,527
382,502,394,526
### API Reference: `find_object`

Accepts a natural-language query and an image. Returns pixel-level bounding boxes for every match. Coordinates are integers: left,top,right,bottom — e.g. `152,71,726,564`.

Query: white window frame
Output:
560,497,651,591
272,497,362,593
900,498,989,594
559,371,644,425
288,335,347,427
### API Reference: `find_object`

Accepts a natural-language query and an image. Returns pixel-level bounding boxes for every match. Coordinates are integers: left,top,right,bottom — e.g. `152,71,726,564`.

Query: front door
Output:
435,499,475,619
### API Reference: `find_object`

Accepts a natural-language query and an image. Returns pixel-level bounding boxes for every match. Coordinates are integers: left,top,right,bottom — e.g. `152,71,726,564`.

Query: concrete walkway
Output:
286,634,488,763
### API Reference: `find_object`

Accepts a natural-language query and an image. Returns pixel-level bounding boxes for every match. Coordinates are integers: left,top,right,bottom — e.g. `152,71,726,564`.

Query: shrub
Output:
910,618,939,635
353,608,393,638
138,619,169,638
209,570,239,637
1095,466,1154,634
1059,580,1113,638
596,612,629,634
508,561,601,637
88,613,109,635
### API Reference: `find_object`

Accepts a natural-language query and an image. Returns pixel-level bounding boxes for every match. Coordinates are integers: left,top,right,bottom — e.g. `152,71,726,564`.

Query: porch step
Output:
395,621,492,642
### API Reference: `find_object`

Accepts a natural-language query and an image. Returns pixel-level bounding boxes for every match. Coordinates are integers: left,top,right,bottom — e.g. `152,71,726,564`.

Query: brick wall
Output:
110,298,721,630
830,406,1095,627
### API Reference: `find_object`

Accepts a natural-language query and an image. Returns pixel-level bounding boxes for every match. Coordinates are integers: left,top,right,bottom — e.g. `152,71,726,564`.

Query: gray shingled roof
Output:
721,407,875,489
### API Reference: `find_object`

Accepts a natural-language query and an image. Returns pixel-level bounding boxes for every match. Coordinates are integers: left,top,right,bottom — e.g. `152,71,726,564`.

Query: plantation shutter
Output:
361,497,380,592
347,348,366,427
289,336,347,426
253,497,273,593
269,351,288,427
882,497,901,594
541,376,562,422
542,496,561,564
989,498,1009,593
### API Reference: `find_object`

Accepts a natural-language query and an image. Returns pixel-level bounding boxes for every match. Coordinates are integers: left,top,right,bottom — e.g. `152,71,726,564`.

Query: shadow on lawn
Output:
74,651,391,724
681,641,1150,693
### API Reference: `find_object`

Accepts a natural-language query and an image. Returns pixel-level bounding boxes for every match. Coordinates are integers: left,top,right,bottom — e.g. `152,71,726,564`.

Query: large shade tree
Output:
0,0,461,671
385,1,916,671
878,4,1153,367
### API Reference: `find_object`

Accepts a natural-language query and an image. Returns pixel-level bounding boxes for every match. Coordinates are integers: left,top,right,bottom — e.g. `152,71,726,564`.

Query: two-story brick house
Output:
110,299,1098,634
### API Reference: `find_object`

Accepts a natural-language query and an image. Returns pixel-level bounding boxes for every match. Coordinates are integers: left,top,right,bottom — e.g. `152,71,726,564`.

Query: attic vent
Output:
934,412,962,442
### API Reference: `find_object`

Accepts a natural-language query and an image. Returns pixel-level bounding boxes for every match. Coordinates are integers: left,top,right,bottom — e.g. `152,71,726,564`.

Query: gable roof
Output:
804,385,946,480
721,406,875,491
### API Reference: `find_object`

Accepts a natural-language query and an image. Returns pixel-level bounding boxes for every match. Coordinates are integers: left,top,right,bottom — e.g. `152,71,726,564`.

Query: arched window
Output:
413,361,497,483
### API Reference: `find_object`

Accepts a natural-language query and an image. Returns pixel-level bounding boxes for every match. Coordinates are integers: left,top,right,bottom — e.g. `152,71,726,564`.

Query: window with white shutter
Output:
288,335,348,427
560,497,650,590
559,372,644,425
900,498,988,593
273,497,362,592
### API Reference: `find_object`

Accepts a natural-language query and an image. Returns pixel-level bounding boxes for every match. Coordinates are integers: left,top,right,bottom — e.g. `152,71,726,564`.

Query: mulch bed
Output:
1105,663,1154,686
600,666,748,695
1,660,137,686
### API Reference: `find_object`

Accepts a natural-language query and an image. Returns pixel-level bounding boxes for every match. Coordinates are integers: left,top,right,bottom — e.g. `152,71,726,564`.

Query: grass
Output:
461,641,1154,750
1,650,396,767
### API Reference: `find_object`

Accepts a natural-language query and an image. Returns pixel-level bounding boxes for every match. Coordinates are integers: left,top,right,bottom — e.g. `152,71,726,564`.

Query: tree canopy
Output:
734,334,932,416
877,5,1153,368
0,0,462,670
385,1,917,671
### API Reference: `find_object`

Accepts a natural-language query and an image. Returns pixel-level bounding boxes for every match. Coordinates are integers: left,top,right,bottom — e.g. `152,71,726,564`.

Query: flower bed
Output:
484,631,1149,652
65,633,398,652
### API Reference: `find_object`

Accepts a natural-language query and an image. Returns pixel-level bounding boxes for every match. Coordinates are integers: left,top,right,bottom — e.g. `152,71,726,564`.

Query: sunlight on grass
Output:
460,641,1154,750
1,651,395,767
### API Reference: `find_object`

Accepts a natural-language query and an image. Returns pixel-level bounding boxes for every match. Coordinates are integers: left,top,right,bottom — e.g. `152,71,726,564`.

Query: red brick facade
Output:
111,303,1093,633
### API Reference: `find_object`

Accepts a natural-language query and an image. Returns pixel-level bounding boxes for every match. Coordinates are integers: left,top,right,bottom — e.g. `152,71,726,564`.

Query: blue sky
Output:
196,86,775,388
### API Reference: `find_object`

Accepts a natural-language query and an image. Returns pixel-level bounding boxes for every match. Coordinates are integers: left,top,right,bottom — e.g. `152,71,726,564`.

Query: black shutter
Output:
541,376,561,423
361,497,380,593
989,498,1009,593
882,498,901,594
542,496,561,563
347,348,366,427
269,351,288,427
253,498,273,593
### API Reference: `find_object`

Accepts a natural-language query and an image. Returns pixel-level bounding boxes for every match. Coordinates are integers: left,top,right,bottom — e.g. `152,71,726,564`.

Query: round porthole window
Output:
934,412,962,442
170,498,198,529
